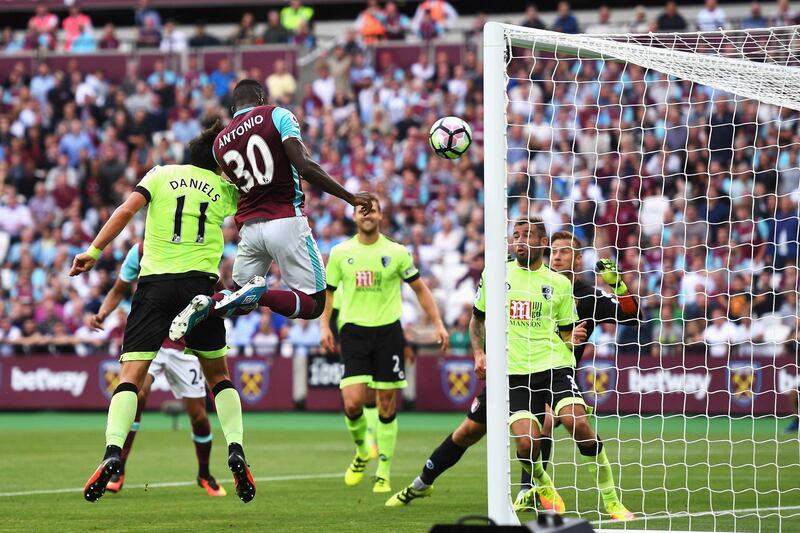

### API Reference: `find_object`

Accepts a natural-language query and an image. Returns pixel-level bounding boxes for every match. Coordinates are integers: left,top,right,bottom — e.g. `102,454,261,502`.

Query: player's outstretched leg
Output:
386,418,483,507
185,397,226,497
106,392,146,493
84,380,141,502
560,404,632,521
211,276,268,318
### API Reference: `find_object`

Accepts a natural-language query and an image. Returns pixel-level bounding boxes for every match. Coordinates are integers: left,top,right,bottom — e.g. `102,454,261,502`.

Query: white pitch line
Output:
591,504,800,527
0,472,342,498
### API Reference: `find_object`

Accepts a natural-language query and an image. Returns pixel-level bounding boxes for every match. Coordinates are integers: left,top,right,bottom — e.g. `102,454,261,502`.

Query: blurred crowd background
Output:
1,0,799,363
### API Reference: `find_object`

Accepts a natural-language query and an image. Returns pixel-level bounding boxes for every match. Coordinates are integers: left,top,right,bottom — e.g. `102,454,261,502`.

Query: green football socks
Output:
580,443,619,505
214,385,244,446
345,411,370,458
375,414,398,480
105,384,139,448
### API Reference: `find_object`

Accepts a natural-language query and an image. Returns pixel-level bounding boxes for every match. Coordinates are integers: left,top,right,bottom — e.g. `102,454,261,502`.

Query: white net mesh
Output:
496,24,800,531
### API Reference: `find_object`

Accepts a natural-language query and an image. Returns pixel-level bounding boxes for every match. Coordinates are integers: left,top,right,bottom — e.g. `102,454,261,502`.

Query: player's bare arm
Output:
408,277,449,351
469,313,486,379
282,137,373,215
319,287,337,353
69,191,147,276
91,278,132,330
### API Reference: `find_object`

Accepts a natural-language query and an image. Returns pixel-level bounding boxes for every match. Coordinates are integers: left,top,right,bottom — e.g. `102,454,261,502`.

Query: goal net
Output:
483,22,800,531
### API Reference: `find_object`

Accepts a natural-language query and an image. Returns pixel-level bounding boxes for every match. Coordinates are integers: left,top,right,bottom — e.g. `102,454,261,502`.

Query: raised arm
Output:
283,137,373,215
69,191,147,276
408,277,449,352
595,258,639,320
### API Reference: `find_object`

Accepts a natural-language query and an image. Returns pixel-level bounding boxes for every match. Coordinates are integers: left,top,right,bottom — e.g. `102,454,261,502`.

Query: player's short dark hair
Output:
232,79,266,109
188,119,223,172
513,216,546,237
550,230,582,251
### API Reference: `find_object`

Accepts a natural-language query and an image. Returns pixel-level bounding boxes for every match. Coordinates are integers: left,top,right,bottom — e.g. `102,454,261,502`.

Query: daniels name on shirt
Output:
168,177,221,202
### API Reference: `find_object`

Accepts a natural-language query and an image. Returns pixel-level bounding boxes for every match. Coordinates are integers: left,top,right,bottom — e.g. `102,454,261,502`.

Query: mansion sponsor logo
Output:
627,368,711,400
11,366,88,397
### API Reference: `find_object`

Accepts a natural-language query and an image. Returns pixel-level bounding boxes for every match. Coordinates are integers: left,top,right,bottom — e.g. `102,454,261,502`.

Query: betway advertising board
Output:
415,355,800,416
0,356,293,411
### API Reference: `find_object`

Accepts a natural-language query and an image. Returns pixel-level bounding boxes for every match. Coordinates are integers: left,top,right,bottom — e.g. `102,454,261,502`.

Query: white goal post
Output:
483,21,800,531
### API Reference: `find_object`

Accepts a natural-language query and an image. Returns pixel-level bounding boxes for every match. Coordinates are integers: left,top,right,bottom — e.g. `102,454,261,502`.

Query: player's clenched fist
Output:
351,192,374,215
70,253,96,276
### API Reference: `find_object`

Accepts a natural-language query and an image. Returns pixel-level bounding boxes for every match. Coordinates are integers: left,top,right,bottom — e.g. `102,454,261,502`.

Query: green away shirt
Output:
474,261,577,375
326,234,420,327
134,164,239,280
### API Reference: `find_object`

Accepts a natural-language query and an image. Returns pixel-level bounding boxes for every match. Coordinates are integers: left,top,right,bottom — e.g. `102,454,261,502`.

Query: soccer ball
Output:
429,116,472,159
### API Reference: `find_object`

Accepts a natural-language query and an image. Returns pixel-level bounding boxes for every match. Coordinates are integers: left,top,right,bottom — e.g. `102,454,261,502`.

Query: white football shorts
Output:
232,216,326,295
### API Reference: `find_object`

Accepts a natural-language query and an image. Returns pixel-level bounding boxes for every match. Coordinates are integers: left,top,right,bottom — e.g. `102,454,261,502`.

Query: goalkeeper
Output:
514,231,639,510
387,218,632,521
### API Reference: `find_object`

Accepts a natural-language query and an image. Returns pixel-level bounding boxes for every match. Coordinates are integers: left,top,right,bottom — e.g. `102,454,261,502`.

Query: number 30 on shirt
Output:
222,133,274,193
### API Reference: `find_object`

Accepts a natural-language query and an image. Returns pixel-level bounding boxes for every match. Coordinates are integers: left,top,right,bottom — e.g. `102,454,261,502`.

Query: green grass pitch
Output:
0,412,798,532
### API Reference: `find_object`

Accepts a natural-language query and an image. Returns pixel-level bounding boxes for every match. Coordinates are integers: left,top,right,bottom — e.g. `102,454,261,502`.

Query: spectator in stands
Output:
774,0,798,26
383,2,410,40
656,1,688,31
266,59,297,104
349,53,375,93
263,10,291,45
252,312,279,356
58,120,95,167
291,20,316,49
188,22,221,48
328,45,352,96
135,0,161,30
413,0,458,33
312,63,336,107
62,5,92,52
355,0,387,44
0,188,32,239
281,0,315,33
630,5,650,33
586,5,615,34
71,24,98,53
29,4,58,43
160,20,187,53
521,4,546,30
136,14,162,48
209,58,236,98
415,8,443,41
742,2,769,29
98,23,120,49
286,319,320,357
448,309,471,356
230,12,258,46
696,0,727,31
30,63,54,108
552,1,579,34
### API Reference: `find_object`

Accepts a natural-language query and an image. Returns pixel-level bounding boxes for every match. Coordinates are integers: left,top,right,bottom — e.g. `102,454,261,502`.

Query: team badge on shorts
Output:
234,360,269,405
470,396,480,413
441,360,477,405
541,285,553,301
728,361,762,407
381,256,392,268
99,359,121,400
577,360,616,408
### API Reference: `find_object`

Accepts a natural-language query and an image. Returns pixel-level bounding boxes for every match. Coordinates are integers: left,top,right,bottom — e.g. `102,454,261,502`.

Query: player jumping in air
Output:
514,231,639,513
320,195,449,493
169,79,373,340
91,242,226,497
386,218,631,521
71,122,256,504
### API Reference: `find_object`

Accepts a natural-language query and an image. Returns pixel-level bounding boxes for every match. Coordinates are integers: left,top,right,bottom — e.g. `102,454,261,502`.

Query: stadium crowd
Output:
0,1,799,361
